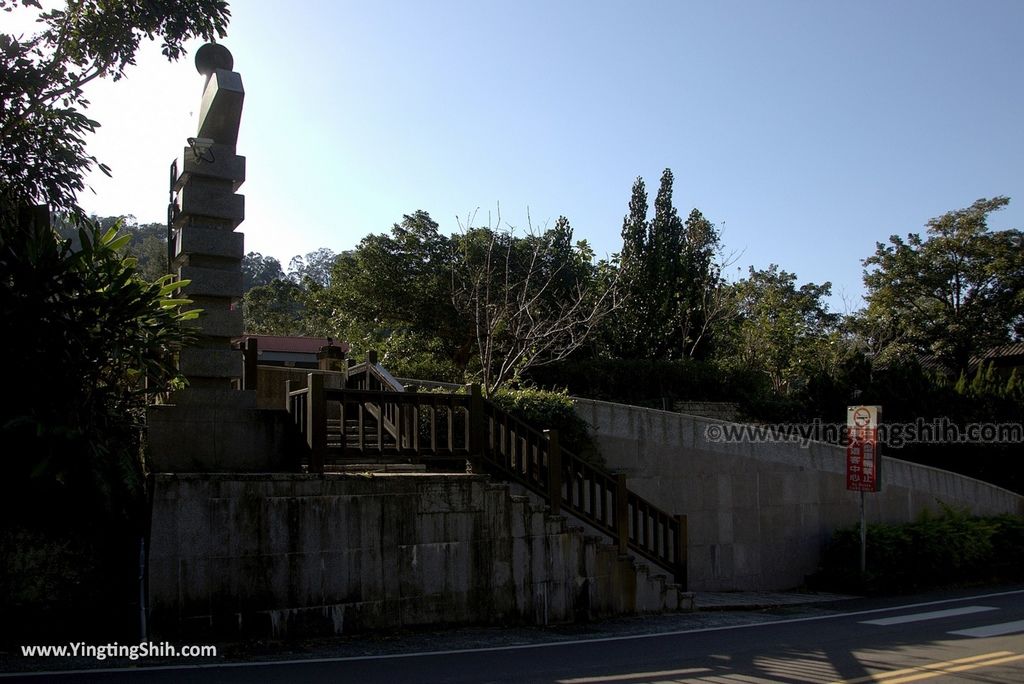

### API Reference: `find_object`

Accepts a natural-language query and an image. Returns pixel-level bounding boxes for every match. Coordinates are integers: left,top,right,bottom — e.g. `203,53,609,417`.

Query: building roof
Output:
916,354,953,375
238,335,349,355
975,342,1024,361
880,342,1024,377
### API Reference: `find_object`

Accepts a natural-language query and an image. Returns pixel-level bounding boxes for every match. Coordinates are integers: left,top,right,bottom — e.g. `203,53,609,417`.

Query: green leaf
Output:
158,280,181,297
100,225,120,245
106,233,132,252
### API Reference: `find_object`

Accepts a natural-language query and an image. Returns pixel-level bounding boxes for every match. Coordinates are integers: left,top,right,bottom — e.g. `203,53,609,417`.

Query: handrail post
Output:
468,383,484,470
243,337,258,390
284,379,294,411
307,372,325,474
615,474,629,554
674,514,688,590
370,352,382,389
545,429,561,515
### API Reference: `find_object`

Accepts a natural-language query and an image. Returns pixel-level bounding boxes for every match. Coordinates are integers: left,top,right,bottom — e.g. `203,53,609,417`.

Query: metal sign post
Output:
847,405,882,577
860,490,866,576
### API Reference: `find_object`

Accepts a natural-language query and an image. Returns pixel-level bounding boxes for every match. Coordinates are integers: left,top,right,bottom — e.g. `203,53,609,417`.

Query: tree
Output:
242,279,310,335
609,176,651,358
0,1,231,636
324,211,469,375
718,265,838,395
674,209,728,359
0,0,230,215
647,169,686,358
863,197,1023,373
451,212,618,394
241,251,285,292
55,214,170,281
2,214,196,507
607,170,727,360
0,0,232,502
287,247,336,288
0,212,200,638
133,231,170,281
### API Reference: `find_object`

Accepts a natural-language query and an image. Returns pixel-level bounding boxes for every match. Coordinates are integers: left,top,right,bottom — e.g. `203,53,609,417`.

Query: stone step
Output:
324,463,427,473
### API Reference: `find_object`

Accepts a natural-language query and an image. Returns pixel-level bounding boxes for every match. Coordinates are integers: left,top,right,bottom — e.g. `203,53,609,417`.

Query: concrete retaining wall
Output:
575,399,1024,592
148,473,685,639
672,402,740,422
147,395,301,473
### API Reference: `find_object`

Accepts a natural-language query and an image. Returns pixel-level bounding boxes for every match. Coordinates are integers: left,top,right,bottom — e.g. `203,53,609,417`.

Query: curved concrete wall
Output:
574,399,1024,592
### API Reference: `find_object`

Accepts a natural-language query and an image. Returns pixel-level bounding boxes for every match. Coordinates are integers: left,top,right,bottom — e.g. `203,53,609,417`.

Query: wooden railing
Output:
285,376,687,586
341,355,409,446
347,352,406,393
478,394,686,583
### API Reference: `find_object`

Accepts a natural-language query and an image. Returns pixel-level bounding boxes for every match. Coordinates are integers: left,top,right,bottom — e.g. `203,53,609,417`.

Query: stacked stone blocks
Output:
147,46,303,471
171,65,246,390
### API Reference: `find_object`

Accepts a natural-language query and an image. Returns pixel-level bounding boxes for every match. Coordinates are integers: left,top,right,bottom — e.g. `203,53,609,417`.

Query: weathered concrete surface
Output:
197,69,244,146
672,401,741,422
148,474,687,639
146,404,302,472
575,399,1024,592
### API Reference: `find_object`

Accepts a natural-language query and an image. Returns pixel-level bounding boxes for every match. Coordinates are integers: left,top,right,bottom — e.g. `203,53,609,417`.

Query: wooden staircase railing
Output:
286,376,687,587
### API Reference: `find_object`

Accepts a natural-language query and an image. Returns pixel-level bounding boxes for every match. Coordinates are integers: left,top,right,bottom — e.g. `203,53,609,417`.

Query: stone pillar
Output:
171,43,246,390
317,341,347,373
147,44,294,472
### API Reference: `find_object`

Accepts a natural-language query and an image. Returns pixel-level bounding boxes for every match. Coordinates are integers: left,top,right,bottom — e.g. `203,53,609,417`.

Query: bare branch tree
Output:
452,209,619,395
682,244,742,358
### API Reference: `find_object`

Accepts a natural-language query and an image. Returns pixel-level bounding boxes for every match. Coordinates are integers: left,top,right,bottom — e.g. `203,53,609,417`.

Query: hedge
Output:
812,504,1024,593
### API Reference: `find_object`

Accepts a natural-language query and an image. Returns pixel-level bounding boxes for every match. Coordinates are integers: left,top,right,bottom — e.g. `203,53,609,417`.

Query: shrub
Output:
0,212,196,640
813,504,1024,593
523,357,767,410
490,386,601,465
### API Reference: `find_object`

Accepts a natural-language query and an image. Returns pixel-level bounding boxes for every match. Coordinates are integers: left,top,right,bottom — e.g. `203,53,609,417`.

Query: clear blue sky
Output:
27,0,1024,311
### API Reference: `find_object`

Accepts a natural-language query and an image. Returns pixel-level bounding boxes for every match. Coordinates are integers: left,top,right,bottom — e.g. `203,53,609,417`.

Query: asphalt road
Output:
4,588,1023,683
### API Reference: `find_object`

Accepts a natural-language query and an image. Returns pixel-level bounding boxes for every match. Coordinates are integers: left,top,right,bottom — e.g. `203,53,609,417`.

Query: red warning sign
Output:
847,405,881,492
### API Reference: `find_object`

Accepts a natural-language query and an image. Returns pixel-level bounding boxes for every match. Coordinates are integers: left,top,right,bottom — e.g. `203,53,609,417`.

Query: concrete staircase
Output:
498,484,690,620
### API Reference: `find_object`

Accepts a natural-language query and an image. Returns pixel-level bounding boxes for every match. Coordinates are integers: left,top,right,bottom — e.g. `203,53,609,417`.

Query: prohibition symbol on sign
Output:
852,407,872,427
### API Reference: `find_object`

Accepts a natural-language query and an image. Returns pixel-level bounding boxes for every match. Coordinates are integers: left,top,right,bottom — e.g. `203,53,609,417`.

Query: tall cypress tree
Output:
649,169,685,358
609,169,724,360
613,177,651,357
621,176,648,273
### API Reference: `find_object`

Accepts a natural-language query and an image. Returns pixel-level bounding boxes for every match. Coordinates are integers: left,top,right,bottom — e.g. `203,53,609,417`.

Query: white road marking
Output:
860,606,997,626
830,651,1016,684
557,667,711,683
3,589,1023,679
949,619,1024,638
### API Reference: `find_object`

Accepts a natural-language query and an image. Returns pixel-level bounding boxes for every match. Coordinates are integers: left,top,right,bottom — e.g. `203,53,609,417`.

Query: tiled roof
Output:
238,335,349,354
876,342,1024,375
917,355,953,374
975,342,1024,360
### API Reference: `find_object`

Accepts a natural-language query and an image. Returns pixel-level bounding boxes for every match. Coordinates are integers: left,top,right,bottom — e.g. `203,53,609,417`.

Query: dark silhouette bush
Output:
812,504,1024,593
